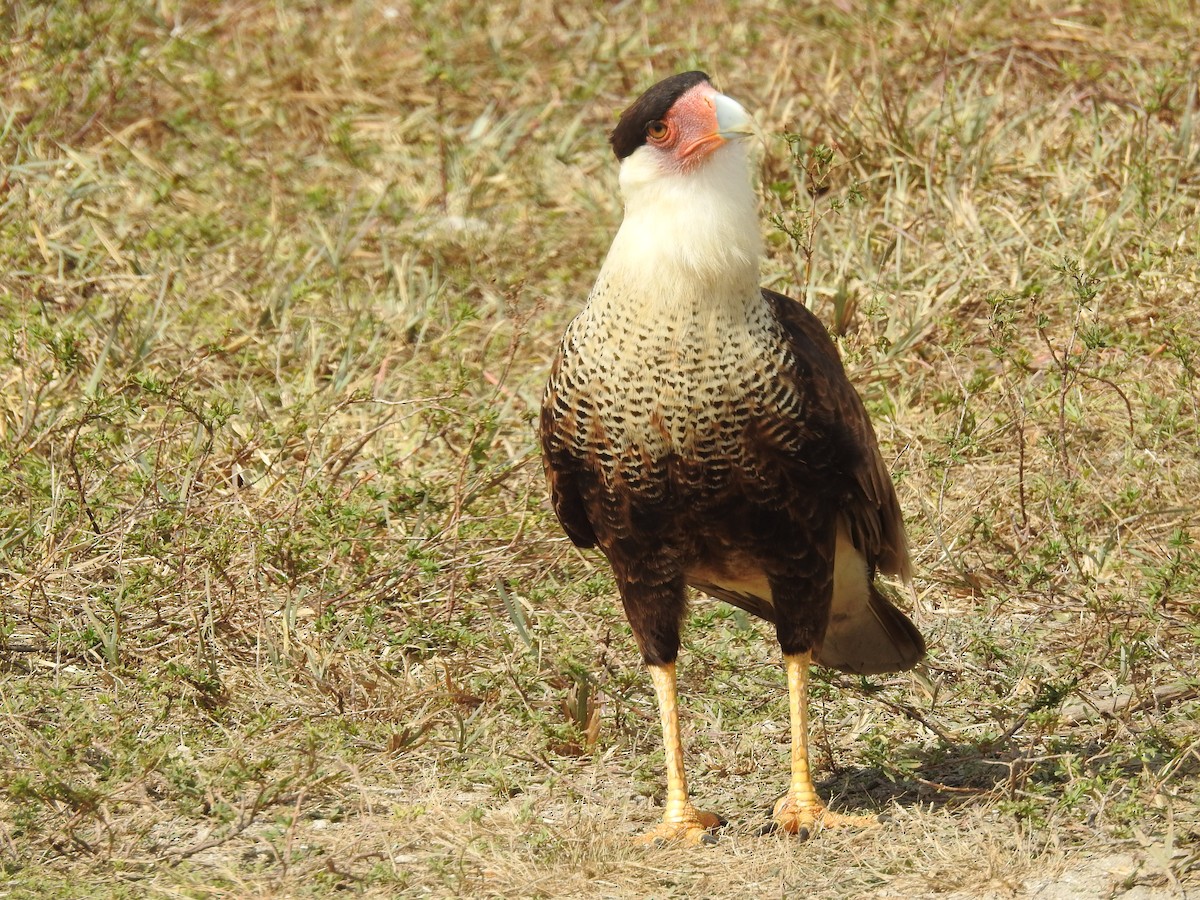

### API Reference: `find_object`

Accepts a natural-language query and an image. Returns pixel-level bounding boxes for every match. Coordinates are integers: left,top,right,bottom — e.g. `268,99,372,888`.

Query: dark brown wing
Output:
539,353,598,550
762,287,911,580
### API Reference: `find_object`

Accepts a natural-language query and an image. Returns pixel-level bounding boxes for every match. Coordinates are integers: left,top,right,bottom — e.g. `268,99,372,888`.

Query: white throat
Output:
595,141,762,321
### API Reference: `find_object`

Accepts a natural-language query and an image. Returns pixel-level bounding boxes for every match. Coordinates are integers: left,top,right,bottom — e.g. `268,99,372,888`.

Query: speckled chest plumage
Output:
543,280,804,511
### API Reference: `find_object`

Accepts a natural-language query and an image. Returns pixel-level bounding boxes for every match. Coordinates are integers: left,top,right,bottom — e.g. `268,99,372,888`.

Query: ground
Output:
1,1,1198,897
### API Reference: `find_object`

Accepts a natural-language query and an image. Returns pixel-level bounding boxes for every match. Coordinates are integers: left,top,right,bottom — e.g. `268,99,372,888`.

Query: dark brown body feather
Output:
541,287,923,673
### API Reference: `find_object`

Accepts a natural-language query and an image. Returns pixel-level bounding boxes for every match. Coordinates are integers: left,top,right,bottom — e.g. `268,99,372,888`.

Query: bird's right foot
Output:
636,806,722,847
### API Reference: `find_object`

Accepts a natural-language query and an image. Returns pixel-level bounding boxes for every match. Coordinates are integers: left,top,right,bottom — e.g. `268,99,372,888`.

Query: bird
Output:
539,71,925,845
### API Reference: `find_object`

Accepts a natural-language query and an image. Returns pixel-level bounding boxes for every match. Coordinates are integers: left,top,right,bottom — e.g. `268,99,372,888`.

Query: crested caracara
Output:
540,71,924,845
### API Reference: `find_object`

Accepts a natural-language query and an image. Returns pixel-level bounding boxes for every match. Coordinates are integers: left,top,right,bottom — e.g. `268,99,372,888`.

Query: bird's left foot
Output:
771,793,877,840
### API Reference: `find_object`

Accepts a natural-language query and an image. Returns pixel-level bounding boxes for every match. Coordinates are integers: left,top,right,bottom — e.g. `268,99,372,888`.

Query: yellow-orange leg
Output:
636,662,722,846
773,651,877,838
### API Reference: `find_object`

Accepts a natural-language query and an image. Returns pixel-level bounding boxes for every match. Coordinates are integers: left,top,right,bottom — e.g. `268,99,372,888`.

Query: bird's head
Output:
609,70,755,178
603,71,762,296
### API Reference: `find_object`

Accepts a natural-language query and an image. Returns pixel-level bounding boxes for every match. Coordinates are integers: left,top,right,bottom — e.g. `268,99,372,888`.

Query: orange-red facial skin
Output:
647,84,726,174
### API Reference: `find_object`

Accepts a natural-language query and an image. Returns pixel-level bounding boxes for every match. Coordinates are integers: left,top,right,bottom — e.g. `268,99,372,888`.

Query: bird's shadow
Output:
812,728,1191,814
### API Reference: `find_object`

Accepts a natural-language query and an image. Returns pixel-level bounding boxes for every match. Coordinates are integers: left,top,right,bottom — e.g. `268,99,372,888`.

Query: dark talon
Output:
700,832,719,845
796,826,812,842
754,821,779,837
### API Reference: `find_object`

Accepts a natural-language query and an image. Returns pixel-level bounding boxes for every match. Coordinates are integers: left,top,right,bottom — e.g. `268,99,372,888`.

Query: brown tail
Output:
689,524,925,676
816,580,925,675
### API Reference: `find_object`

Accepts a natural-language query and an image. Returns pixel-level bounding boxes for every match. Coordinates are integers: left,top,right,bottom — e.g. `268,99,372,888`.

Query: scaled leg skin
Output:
773,651,878,838
636,661,722,846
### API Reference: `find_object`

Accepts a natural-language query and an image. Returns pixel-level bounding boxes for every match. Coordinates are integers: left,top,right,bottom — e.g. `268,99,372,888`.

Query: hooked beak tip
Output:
713,92,754,139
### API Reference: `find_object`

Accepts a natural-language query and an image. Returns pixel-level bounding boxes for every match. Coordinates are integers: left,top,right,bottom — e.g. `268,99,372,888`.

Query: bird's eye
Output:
646,120,669,141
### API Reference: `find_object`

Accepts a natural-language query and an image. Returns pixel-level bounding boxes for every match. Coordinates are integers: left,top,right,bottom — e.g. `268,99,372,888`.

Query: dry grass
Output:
1,1,1198,896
